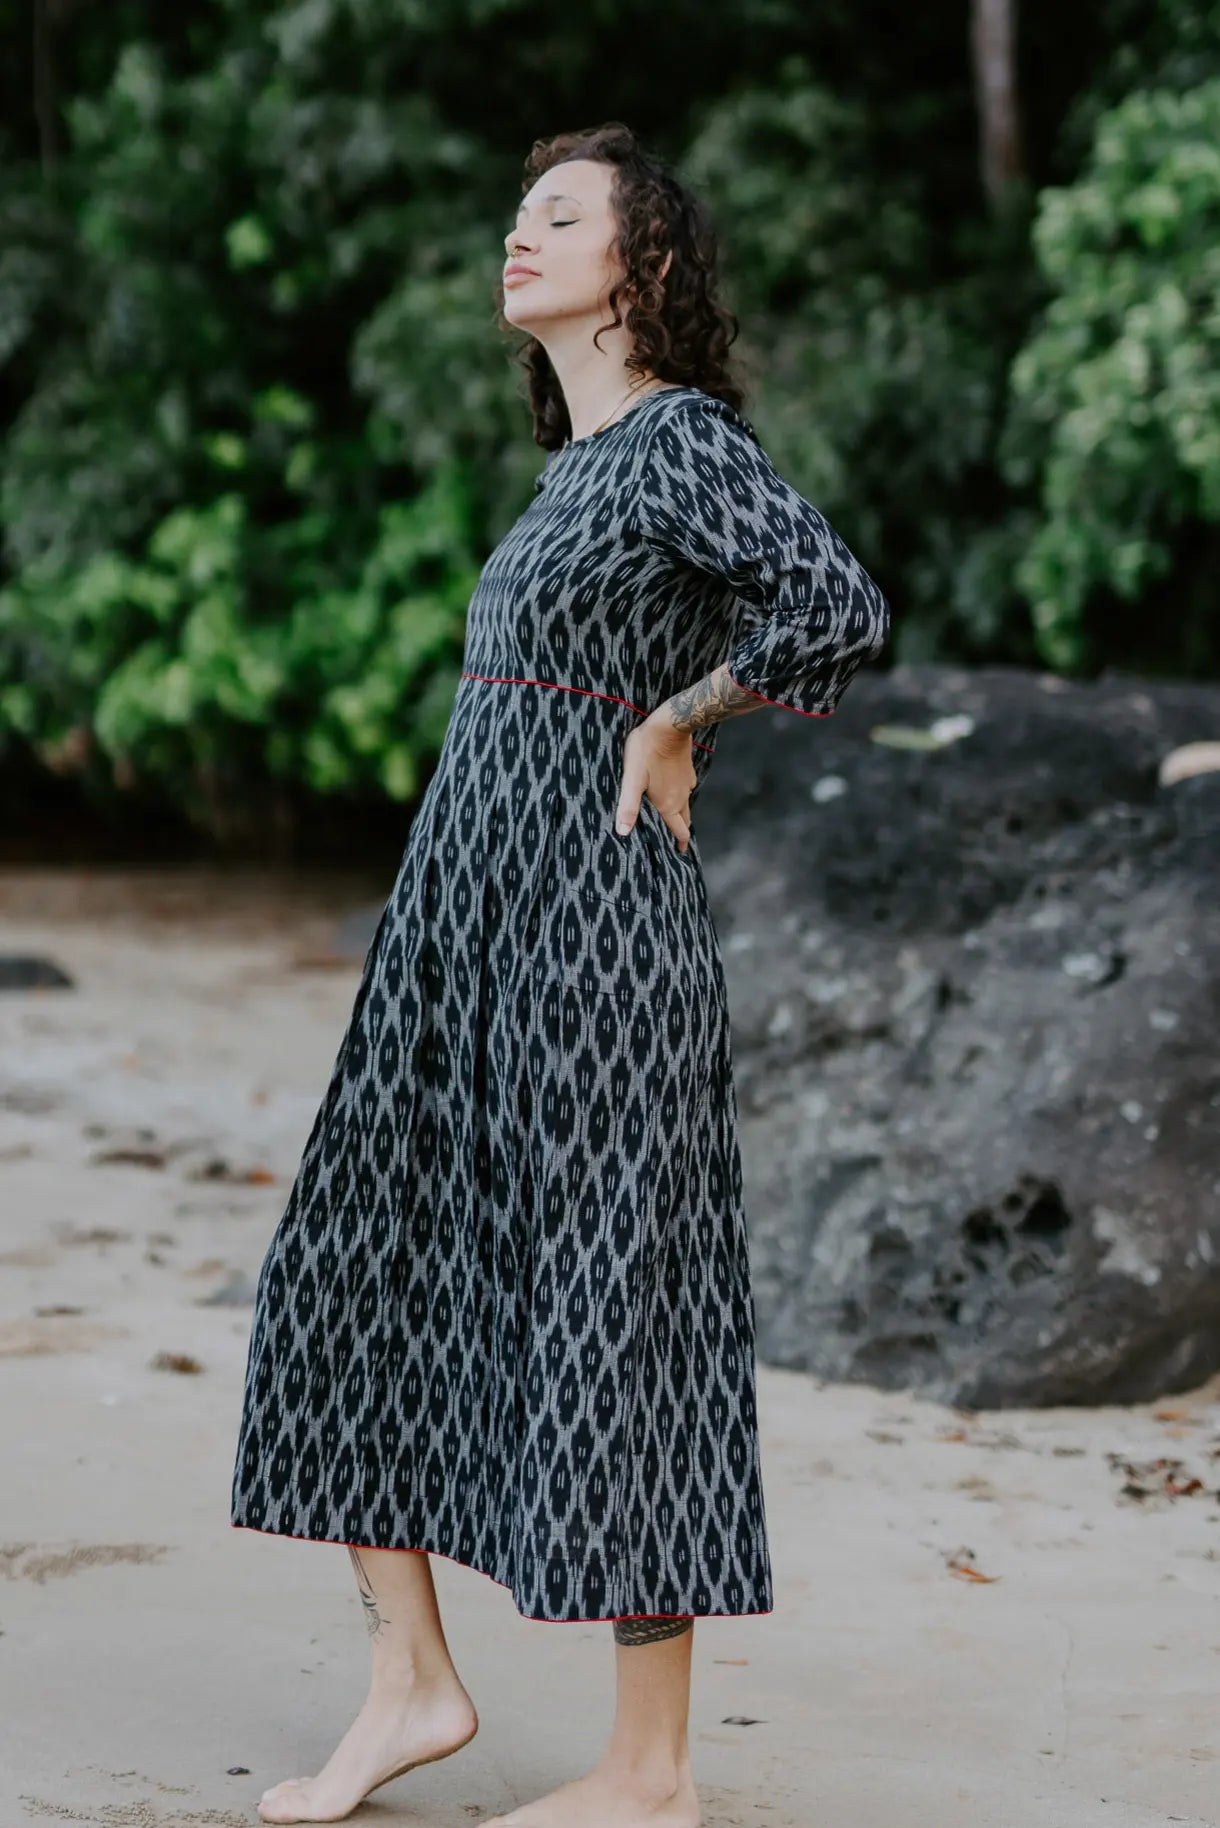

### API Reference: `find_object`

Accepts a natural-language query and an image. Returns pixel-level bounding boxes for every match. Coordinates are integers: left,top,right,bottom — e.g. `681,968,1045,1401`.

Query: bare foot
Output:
478,1757,701,1828
256,1677,479,1823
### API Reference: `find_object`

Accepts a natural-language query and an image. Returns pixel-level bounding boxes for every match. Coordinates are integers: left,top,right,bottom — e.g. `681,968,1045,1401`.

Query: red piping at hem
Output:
459,672,717,755
724,664,835,720
230,1521,772,1624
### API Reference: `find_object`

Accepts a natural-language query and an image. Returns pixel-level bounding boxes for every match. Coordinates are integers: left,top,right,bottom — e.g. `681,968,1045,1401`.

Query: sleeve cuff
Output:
723,659,849,720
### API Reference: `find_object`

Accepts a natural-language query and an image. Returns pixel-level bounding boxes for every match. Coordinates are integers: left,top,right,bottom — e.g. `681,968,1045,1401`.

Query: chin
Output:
505,307,564,337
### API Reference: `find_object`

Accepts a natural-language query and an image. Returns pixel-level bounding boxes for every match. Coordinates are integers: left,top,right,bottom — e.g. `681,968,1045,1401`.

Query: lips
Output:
504,264,540,281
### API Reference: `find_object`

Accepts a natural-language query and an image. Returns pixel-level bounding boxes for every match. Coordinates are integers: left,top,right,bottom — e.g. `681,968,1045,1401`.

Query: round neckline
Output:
558,382,695,455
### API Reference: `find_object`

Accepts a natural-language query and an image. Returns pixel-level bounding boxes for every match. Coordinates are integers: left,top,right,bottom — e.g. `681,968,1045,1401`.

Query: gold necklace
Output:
561,376,668,451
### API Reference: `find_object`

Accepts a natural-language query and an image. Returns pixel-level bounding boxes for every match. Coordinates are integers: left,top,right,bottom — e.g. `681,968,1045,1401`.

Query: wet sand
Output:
1,867,1217,1828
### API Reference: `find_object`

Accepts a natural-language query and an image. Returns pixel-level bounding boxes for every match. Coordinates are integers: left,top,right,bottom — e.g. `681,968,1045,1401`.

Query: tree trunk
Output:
33,0,94,172
971,0,1024,203
33,0,61,170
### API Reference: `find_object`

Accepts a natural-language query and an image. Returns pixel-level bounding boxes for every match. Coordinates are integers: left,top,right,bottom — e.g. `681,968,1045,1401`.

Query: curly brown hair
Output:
497,122,747,451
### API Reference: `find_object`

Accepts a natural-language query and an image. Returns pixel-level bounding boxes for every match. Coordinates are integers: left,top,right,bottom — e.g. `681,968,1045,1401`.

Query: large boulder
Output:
701,663,1220,1407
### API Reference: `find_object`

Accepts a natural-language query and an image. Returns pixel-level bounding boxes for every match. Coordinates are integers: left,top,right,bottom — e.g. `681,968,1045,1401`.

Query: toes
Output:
256,1783,309,1825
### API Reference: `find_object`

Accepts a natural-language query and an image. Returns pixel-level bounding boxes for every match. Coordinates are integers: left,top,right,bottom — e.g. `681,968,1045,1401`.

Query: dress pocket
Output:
523,793,700,1003
530,886,658,1002
519,793,648,999
542,799,653,907
635,793,701,879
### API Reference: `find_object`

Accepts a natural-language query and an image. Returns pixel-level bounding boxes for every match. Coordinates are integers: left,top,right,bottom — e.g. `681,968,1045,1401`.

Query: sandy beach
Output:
2,866,1217,1828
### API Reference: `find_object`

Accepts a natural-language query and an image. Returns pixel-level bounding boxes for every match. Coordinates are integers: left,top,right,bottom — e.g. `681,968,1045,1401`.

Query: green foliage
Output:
0,20,495,840
1,0,1217,848
682,65,1041,661
0,465,479,832
1003,79,1220,669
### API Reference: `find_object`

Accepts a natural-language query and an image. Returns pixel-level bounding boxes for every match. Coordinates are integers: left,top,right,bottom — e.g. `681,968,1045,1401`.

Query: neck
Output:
566,376,664,447
541,337,660,442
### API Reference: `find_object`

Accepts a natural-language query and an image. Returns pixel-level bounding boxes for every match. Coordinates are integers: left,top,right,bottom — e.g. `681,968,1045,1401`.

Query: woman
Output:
231,121,890,1827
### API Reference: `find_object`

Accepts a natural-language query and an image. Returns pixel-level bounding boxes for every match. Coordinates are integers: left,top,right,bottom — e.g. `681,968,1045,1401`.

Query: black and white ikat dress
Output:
230,384,890,1623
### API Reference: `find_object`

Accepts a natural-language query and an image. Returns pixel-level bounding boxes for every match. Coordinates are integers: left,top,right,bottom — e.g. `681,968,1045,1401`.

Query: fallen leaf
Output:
91,1147,168,1170
149,1350,203,1375
943,1544,1001,1583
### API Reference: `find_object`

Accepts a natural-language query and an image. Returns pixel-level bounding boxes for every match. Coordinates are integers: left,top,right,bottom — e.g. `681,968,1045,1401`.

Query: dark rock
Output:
701,662,1220,1408
0,956,74,989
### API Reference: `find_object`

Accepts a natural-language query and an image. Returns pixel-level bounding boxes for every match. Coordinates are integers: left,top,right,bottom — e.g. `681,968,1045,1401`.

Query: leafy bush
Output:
2,0,1217,850
1002,79,1220,671
0,463,479,839
0,31,496,842
682,66,1041,662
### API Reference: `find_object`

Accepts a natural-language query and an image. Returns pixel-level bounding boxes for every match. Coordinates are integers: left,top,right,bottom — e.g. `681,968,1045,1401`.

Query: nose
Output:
505,227,539,256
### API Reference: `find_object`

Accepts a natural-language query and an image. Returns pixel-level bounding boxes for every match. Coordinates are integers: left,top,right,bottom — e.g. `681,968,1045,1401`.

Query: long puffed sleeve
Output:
633,392,891,718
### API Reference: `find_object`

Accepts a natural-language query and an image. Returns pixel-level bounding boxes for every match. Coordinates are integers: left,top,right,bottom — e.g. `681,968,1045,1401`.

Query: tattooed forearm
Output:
348,1546,390,1640
664,664,765,733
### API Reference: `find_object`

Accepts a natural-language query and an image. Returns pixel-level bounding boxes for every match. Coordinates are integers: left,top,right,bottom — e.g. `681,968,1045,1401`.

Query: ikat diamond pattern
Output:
230,384,890,1621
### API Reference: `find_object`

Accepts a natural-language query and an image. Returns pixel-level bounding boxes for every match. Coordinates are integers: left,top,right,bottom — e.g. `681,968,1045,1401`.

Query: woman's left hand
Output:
615,708,698,853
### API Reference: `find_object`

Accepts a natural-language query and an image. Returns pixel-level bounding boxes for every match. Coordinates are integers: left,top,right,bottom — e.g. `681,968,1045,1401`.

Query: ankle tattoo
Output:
348,1546,390,1640
613,1615,694,1646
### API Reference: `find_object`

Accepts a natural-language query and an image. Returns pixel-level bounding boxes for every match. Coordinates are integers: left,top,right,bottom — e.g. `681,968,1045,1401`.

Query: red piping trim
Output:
459,672,717,755
231,1522,771,1623
724,664,834,719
